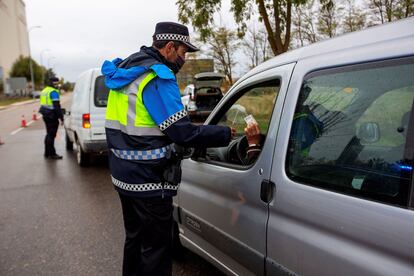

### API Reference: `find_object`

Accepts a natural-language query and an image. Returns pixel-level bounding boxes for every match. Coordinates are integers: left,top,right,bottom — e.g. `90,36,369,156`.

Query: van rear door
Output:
89,71,109,141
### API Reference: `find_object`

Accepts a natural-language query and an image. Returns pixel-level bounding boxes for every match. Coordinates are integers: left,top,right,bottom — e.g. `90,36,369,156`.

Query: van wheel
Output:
172,222,186,262
65,132,73,151
76,140,90,167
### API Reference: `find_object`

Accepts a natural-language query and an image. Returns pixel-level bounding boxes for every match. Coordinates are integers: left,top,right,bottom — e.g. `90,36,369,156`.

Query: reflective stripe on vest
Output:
40,86,59,109
111,175,179,192
110,144,171,160
105,71,164,136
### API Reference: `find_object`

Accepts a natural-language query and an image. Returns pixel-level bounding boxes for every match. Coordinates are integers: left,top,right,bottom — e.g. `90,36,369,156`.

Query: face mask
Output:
175,55,185,73
167,55,185,74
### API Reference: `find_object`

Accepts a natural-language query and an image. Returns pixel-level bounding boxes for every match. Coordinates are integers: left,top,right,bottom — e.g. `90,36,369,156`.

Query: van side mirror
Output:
357,122,380,143
62,108,70,116
173,145,194,159
191,148,206,160
182,147,195,159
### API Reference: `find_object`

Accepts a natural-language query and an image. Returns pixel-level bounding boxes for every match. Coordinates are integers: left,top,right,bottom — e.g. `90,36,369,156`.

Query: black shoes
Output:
45,154,63,159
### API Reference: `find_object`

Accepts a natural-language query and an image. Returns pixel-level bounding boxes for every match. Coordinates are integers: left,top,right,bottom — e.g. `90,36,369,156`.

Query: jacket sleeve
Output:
142,69,231,148
50,91,63,120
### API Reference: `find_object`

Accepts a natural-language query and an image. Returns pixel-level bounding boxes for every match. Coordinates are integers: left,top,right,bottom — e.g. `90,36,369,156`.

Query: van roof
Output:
239,17,414,82
76,68,101,80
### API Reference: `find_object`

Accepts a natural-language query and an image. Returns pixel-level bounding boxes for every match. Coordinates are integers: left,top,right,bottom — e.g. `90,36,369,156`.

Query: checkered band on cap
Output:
155,33,190,42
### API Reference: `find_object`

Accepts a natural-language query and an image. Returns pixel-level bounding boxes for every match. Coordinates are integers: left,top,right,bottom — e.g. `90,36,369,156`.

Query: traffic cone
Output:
32,110,38,121
21,115,27,128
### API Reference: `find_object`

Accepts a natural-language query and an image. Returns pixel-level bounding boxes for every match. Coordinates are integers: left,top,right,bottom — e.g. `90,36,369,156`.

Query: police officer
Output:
101,22,234,275
290,85,324,158
39,77,64,159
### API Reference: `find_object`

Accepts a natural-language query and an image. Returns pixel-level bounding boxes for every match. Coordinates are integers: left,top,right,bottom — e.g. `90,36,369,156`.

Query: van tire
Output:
65,132,73,151
76,140,90,167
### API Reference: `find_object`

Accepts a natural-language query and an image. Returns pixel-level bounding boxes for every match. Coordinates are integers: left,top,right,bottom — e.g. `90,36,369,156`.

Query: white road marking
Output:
11,128,23,135
10,115,42,135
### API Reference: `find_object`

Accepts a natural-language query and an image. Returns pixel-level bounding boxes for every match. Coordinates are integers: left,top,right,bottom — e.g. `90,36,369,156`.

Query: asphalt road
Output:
0,94,224,276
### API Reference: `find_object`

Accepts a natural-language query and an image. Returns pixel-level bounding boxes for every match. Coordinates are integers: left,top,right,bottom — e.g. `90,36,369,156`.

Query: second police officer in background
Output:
39,77,64,159
101,22,235,275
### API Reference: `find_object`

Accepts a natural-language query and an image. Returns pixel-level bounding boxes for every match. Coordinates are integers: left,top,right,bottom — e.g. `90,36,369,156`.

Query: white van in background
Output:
64,68,109,166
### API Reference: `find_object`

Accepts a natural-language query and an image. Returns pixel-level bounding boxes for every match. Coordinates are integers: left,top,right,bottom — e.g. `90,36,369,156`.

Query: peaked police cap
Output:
153,22,199,52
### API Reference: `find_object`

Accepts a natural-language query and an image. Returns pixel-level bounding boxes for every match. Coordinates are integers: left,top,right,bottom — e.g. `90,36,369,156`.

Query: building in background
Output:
176,58,214,90
0,0,29,92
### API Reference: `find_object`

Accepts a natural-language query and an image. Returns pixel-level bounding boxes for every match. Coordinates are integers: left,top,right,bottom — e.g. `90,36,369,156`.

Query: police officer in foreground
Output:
101,22,235,275
39,77,64,159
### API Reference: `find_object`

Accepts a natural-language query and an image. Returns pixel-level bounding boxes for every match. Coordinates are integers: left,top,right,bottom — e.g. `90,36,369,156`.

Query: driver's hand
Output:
244,123,261,145
230,127,237,139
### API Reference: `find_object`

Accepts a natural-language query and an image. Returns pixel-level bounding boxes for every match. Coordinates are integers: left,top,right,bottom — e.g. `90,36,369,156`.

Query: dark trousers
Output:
42,116,59,156
118,193,173,276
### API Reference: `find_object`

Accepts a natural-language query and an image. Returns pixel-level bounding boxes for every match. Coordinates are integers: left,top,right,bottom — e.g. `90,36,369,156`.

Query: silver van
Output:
173,18,414,275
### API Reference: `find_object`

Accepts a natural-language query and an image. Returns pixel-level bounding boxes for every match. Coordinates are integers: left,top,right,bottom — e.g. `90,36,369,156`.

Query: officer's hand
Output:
60,119,64,126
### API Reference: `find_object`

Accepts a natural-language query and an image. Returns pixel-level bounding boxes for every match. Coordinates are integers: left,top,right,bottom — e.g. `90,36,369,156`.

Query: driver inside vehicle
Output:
242,87,325,166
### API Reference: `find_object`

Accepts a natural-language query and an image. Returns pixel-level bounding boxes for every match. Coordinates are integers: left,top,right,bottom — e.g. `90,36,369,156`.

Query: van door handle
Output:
260,179,275,203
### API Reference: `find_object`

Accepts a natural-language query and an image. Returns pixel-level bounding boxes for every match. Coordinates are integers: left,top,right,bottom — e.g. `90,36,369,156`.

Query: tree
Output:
204,26,239,85
43,68,57,85
342,0,366,33
62,81,74,92
394,0,414,19
242,24,273,69
292,0,318,47
9,56,44,88
367,0,413,25
177,0,308,56
368,0,396,23
317,0,341,39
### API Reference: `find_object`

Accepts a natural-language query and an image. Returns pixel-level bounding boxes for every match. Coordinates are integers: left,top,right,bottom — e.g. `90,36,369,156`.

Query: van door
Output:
71,71,91,140
89,71,109,141
267,57,414,275
177,63,295,275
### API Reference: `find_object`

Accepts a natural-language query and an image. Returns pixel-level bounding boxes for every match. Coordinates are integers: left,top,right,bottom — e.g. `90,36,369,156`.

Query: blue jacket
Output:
102,46,231,198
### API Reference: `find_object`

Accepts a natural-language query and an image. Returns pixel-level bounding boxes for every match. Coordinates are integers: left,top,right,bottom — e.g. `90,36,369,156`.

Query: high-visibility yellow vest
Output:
40,86,60,108
105,71,164,136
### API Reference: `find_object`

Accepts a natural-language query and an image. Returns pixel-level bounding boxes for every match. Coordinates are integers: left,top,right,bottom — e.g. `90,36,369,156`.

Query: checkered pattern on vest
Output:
110,145,171,161
111,176,179,192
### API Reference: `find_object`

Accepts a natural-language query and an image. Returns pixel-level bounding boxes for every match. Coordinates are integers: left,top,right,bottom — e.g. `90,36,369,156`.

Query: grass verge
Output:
0,96,33,107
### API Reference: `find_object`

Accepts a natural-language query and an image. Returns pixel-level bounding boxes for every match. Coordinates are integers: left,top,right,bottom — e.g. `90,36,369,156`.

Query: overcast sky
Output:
25,0,236,82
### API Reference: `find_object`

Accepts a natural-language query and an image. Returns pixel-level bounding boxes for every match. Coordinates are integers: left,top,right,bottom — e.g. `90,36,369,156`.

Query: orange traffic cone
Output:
21,115,27,128
32,110,38,121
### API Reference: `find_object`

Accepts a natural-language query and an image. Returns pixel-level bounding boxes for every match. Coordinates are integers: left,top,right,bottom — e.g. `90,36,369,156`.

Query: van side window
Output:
94,75,110,107
286,58,414,208
196,79,280,167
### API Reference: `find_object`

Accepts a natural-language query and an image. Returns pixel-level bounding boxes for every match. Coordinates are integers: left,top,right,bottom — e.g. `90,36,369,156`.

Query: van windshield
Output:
94,75,109,107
